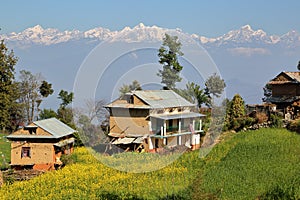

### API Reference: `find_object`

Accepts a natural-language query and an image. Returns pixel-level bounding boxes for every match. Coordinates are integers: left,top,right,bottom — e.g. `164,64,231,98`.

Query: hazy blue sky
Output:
1,0,300,37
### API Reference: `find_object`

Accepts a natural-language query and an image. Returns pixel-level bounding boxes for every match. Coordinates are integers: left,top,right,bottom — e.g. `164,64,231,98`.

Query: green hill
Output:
0,128,300,199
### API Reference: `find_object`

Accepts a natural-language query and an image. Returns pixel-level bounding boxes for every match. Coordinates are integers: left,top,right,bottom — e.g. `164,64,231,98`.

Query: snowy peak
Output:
241,24,253,31
3,25,83,45
1,23,300,48
211,25,271,46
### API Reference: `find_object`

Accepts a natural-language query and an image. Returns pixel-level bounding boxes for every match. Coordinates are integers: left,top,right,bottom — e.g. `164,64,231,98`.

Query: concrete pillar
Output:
148,121,152,132
178,135,182,145
199,119,202,131
148,137,154,150
178,119,181,133
191,134,200,150
163,121,167,136
161,126,164,136
192,119,195,131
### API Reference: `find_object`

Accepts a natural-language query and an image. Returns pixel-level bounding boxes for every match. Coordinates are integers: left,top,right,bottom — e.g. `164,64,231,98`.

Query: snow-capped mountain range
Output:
2,23,300,47
1,23,300,107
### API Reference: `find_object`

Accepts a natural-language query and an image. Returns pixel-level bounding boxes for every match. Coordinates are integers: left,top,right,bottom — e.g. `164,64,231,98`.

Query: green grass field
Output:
0,133,11,169
0,128,299,199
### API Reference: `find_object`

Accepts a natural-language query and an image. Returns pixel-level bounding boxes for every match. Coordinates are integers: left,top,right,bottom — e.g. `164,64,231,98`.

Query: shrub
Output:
231,116,256,132
286,119,300,133
270,114,283,128
60,154,75,166
255,112,268,124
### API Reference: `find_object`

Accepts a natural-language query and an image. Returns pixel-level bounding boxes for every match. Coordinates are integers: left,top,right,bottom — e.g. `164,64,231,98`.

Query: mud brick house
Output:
265,71,300,118
105,90,205,152
7,118,76,171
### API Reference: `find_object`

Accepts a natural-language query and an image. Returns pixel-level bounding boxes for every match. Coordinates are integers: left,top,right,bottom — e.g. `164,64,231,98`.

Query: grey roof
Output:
150,112,205,120
33,118,76,138
133,90,195,109
112,137,144,144
54,137,75,147
6,135,57,139
105,103,150,109
7,118,76,140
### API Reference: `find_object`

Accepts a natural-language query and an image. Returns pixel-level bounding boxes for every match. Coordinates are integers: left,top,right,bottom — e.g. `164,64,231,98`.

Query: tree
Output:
57,90,74,128
0,40,19,131
39,80,54,98
297,60,300,71
83,99,108,123
73,99,108,147
18,70,43,123
119,80,142,98
157,33,184,89
225,94,246,130
175,82,210,108
262,83,272,102
58,90,74,108
205,73,226,98
39,108,57,120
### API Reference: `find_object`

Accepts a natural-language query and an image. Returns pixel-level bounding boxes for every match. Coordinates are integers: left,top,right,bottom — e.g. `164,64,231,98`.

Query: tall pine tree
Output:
157,34,183,89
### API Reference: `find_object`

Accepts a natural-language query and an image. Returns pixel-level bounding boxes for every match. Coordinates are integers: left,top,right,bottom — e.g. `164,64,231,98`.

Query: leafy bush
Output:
231,116,256,131
270,114,283,128
255,112,268,124
287,119,300,133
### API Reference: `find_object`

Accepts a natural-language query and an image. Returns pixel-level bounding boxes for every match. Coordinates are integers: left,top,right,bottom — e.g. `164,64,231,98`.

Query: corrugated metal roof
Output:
105,103,150,109
112,137,144,144
34,118,76,138
133,90,195,108
112,137,136,144
150,112,205,120
54,137,75,147
6,135,57,139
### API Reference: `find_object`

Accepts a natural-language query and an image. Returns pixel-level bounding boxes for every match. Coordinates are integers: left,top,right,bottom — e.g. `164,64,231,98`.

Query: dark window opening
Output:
155,139,159,148
21,147,31,158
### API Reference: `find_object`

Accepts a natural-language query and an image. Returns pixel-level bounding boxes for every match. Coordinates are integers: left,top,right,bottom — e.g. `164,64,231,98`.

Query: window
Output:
21,147,31,158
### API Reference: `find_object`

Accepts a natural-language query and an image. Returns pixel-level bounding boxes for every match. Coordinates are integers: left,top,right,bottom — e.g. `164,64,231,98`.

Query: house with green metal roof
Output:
105,90,205,152
7,118,76,171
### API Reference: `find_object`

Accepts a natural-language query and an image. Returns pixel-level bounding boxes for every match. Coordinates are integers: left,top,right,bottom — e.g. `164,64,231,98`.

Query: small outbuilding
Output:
7,118,76,171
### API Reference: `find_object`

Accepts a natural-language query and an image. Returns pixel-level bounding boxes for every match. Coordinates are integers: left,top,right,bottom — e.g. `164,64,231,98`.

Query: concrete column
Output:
148,121,152,132
199,119,202,131
161,126,164,136
163,121,167,136
148,137,154,150
178,135,182,145
178,119,181,133
192,119,195,132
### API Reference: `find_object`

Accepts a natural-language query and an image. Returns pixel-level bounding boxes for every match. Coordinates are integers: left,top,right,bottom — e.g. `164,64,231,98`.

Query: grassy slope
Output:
196,128,300,199
0,128,300,199
0,133,11,169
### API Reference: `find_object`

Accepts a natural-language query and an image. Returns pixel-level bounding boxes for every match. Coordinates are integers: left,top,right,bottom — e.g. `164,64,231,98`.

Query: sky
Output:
1,0,300,37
